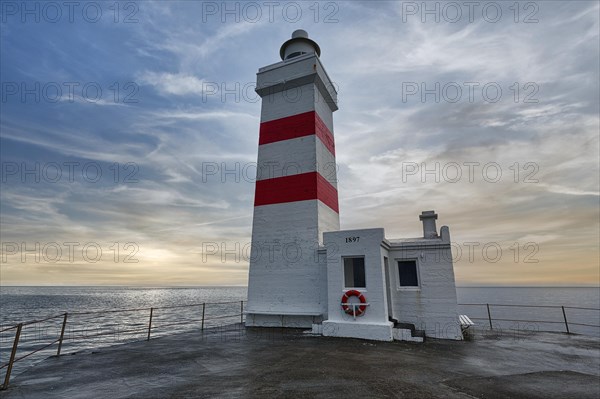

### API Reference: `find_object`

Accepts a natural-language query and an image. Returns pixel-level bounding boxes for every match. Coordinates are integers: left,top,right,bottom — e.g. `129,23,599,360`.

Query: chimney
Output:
419,210,438,239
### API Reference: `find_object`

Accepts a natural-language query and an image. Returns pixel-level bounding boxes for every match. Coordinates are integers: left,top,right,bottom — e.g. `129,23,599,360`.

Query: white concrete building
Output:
246,31,462,341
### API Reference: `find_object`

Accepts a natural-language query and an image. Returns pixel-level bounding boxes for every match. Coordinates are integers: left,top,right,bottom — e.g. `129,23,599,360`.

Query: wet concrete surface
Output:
2,325,599,398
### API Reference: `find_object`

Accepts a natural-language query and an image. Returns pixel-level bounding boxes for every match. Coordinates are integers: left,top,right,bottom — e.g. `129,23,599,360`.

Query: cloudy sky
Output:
1,1,598,286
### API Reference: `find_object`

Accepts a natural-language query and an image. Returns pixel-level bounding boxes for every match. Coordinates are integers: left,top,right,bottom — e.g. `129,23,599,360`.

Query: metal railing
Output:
0,300,245,390
458,303,600,334
2,301,598,389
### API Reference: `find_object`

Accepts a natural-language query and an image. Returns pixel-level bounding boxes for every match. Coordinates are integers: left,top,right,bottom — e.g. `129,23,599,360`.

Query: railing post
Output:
561,306,570,334
147,308,154,341
57,313,68,356
240,301,244,324
486,304,493,329
2,323,23,390
201,303,206,331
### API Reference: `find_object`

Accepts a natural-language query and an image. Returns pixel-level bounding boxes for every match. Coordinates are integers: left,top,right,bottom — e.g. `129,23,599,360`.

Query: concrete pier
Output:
3,326,599,398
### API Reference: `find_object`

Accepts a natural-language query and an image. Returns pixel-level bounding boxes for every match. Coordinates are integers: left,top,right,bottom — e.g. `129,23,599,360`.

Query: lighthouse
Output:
245,30,340,328
245,31,462,341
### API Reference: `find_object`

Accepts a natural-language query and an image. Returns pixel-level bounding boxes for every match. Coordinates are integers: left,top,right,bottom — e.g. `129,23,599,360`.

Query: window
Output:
344,257,366,288
398,260,419,287
285,51,307,60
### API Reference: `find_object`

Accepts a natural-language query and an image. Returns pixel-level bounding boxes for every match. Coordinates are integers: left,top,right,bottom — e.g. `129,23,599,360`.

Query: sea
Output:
1,286,598,376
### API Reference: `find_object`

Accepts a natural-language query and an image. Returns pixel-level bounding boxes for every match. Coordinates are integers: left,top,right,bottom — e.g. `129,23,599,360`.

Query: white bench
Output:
459,315,475,330
245,310,322,328
245,310,322,316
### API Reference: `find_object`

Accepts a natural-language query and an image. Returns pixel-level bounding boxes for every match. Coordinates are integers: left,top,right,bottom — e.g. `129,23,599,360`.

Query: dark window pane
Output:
344,258,354,287
285,51,307,59
398,260,418,287
353,258,366,288
343,257,366,288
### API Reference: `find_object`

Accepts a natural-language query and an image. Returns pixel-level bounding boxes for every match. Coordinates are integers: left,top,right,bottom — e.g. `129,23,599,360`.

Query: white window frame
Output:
395,258,421,291
342,256,367,290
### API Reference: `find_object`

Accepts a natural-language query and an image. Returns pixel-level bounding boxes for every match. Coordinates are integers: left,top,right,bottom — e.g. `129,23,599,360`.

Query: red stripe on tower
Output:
259,111,335,155
254,172,339,213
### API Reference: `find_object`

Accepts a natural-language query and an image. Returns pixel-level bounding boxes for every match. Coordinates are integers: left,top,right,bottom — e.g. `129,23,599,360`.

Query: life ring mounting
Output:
341,290,367,316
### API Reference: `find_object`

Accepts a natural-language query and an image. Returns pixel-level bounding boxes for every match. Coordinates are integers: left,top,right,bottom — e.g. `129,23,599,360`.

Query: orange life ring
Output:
341,290,367,316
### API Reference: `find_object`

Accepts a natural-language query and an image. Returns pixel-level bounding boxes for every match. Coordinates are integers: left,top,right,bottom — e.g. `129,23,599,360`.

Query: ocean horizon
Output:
2,285,598,328
2,285,598,320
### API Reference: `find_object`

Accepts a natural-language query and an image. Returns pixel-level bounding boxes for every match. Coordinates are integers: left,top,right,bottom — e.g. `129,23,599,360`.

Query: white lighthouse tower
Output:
245,30,339,328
